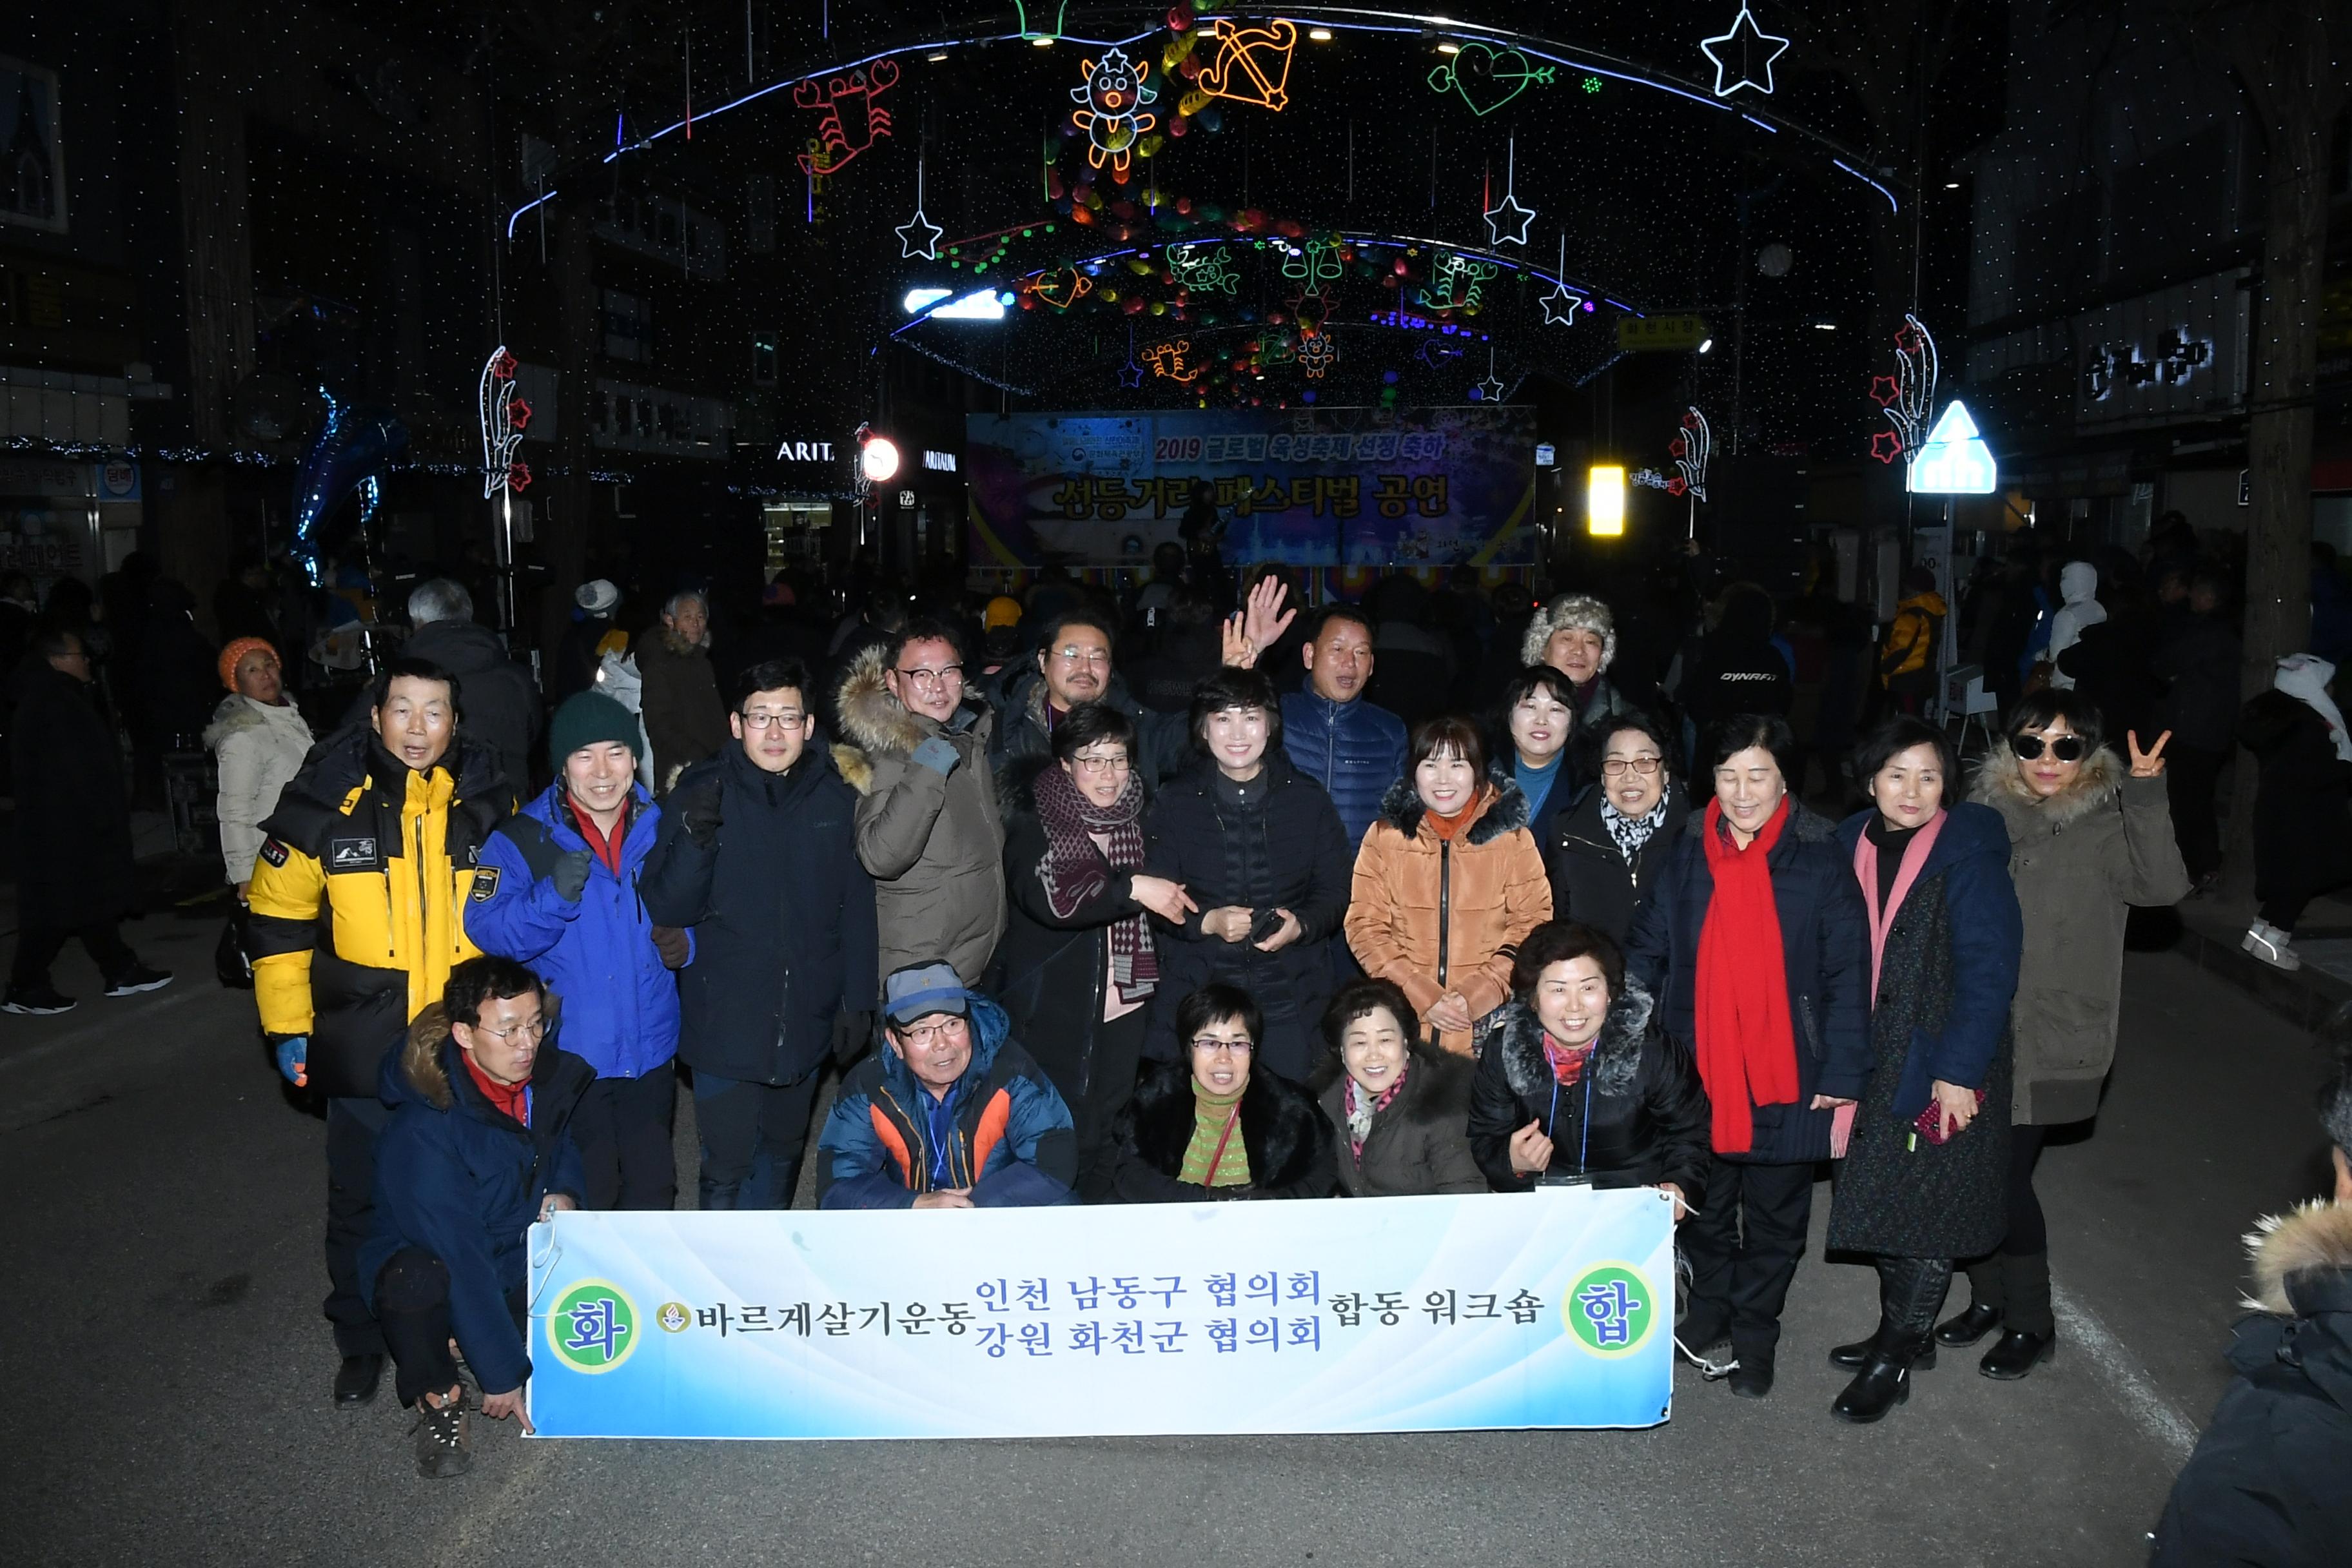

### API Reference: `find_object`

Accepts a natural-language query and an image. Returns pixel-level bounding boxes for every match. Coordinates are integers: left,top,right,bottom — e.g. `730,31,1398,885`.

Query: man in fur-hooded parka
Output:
831,637,1006,985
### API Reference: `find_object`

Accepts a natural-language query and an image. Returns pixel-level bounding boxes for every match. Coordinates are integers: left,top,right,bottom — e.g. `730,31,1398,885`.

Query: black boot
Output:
1934,1301,2003,1347
1833,1257,1950,1421
1979,1251,2055,1380
1726,1342,1776,1398
1830,1344,1917,1422
333,1353,384,1406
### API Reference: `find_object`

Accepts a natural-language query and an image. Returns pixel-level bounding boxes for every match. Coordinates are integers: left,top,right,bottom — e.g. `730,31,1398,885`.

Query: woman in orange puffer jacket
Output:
1346,715,1553,1056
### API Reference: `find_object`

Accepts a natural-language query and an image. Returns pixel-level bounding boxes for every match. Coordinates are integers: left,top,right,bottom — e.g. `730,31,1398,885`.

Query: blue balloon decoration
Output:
291,389,407,587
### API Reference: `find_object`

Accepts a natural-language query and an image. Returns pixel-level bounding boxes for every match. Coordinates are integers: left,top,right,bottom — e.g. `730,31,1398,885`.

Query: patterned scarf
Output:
1343,1063,1409,1158
1033,762,1158,1004
1600,796,1670,864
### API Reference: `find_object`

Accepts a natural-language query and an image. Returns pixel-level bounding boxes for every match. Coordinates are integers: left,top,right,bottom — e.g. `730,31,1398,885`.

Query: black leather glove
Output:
651,925,690,969
680,788,723,849
551,847,594,903
832,1008,875,1067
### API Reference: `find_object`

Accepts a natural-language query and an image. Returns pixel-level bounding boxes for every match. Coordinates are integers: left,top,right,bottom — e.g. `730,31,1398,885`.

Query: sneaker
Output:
1,985,77,1015
101,965,174,998
412,1395,473,1479
2242,921,2302,972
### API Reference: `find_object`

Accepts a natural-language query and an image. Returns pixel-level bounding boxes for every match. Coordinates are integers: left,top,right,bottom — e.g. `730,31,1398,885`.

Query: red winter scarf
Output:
566,796,631,877
1694,797,1799,1154
462,1050,530,1126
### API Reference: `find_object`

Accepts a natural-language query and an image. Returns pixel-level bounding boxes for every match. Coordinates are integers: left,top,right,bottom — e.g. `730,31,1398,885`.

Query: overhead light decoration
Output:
894,156,943,259
1871,313,1939,464
1700,5,1792,97
1587,464,1627,536
926,288,1013,321
1538,233,1583,325
1167,240,1240,295
794,60,897,175
1908,402,1997,494
1482,136,1536,247
1669,407,1712,501
903,286,954,313
477,346,531,499
1422,251,1499,312
1198,17,1298,112
1070,47,1158,178
1308,27,1334,43
1427,42,1556,116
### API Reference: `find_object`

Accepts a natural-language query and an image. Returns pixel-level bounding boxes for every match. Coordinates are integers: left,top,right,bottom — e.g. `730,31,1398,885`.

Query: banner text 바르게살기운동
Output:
526,1186,1671,1440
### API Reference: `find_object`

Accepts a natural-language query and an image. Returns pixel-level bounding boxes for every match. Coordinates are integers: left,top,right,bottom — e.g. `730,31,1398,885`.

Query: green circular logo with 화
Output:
549,1279,640,1373
1563,1263,1655,1357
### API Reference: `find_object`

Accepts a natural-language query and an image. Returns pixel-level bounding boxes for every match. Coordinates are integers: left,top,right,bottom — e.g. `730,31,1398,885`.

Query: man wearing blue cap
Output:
815,961,1078,1209
464,690,689,1210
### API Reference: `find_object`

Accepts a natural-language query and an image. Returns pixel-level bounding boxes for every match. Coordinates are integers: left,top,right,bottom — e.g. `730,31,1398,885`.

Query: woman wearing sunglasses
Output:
1948,691,2188,1379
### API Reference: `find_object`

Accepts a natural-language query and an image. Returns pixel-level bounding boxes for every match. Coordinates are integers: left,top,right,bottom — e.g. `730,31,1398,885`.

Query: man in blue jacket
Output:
360,955,590,1480
1282,605,1407,852
465,691,688,1210
816,962,1077,1209
640,658,879,1210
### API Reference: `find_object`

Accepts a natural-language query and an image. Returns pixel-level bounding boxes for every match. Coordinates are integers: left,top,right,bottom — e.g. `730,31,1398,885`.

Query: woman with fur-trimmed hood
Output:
2150,1032,2352,1565
1944,689,2187,1381
1465,921,1709,1204
1522,593,1636,728
1346,715,1553,1056
831,618,1006,985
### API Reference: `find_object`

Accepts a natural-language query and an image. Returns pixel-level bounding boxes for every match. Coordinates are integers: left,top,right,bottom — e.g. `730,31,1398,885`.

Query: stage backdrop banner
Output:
965,406,1538,571
527,1188,1672,1440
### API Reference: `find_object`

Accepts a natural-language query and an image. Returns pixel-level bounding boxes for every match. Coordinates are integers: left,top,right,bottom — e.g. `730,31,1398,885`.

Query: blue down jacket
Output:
463,781,682,1080
815,994,1077,1209
1282,688,1408,850
359,1035,591,1396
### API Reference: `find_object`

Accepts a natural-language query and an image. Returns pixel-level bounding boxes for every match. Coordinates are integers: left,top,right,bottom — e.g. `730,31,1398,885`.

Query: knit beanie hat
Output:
218,636,279,691
548,691,643,768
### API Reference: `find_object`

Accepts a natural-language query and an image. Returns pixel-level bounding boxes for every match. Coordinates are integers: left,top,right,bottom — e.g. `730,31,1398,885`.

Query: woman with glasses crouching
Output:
1940,691,2186,1379
1111,984,1337,1202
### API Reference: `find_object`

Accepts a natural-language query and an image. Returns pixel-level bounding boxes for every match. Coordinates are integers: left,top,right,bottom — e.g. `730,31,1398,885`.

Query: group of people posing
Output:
225,580,2190,1480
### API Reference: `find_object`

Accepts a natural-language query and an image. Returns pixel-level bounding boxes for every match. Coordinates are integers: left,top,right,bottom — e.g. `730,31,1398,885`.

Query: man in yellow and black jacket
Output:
248,655,513,1406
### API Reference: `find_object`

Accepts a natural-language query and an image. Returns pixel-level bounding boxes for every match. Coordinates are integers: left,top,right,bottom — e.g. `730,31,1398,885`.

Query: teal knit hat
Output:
548,691,643,769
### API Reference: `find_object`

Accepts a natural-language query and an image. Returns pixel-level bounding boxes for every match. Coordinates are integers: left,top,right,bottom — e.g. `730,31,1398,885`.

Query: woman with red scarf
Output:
997,703,1199,1200
1623,714,1873,1399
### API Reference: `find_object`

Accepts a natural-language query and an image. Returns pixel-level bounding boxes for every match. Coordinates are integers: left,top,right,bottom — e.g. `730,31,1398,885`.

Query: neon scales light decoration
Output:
1197,17,1298,113
1071,47,1158,177
794,59,897,175
1281,238,1344,300
1427,42,1556,117
478,347,531,498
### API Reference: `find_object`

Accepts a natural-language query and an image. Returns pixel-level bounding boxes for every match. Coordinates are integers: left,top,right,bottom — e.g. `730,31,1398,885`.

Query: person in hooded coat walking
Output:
2237,654,2352,972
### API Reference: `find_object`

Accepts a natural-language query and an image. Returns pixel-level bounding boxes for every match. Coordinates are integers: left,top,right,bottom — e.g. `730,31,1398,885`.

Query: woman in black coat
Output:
2236,654,2352,968
1622,714,1873,1399
1547,711,1690,943
1467,921,1709,1206
1111,985,1337,1202
1312,977,1485,1197
1825,718,2023,1424
997,703,1201,1200
1141,667,1355,1083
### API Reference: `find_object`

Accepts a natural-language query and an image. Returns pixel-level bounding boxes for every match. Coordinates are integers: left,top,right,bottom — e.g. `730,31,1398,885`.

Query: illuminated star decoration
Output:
1870,431,1905,464
1483,136,1536,247
1473,347,1505,404
1117,324,1146,388
895,156,942,260
1539,233,1583,325
1868,374,1901,407
1699,5,1792,98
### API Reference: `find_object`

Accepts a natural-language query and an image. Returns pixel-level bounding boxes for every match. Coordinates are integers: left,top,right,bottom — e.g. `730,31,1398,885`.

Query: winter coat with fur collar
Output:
1110,1058,1337,1202
2151,1200,2352,1566
832,643,1006,985
1344,775,1554,1056
1465,986,1710,1202
1970,742,2188,1124
1313,1044,1486,1197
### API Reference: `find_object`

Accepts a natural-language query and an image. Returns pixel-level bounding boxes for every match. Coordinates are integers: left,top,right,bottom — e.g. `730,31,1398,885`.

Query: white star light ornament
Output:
896,157,943,260
1474,346,1505,404
1483,136,1536,248
1539,233,1582,325
1700,5,1792,98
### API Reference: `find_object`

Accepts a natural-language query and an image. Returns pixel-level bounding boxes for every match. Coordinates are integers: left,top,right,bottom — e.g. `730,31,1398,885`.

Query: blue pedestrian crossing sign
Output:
1908,401,1997,495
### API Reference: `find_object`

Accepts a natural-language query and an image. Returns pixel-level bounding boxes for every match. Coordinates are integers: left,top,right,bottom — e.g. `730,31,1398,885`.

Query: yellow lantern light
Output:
1587,464,1626,536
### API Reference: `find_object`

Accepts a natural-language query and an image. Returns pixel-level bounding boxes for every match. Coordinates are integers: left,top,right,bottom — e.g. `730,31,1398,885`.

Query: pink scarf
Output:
1851,810,1948,1005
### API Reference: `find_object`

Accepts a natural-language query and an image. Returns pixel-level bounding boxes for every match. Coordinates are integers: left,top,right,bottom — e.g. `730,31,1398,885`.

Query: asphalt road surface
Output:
1,915,2332,1568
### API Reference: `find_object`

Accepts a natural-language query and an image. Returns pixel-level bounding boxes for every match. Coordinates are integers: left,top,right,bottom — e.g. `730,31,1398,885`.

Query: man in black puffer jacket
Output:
639,658,878,1210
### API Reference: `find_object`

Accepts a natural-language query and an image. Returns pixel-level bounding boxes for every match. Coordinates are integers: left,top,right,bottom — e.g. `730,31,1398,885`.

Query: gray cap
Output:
574,578,622,615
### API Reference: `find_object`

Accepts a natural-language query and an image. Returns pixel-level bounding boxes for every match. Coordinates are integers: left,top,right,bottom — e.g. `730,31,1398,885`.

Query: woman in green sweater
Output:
1110,985,1337,1202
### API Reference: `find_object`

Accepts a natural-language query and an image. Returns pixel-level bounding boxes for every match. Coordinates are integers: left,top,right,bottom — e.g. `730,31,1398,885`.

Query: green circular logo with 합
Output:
549,1279,639,1373
1563,1262,1655,1357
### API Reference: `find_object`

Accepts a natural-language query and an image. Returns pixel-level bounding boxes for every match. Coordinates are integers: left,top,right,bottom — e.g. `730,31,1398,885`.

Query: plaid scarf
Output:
1599,795,1669,864
1033,762,1159,1004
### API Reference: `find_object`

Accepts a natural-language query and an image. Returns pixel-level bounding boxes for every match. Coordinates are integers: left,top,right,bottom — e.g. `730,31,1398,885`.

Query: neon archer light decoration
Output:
794,59,897,175
1427,43,1555,116
1198,18,1298,112
1071,48,1157,177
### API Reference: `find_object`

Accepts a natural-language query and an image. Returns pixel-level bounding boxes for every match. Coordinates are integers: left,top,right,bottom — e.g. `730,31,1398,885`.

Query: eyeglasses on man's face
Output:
1052,644,1112,667
475,1017,548,1044
1601,755,1663,777
740,709,807,730
895,663,964,689
897,1017,968,1048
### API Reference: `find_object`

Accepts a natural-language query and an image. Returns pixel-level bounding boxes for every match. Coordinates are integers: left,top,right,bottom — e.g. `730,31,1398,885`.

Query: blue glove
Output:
910,736,961,776
275,1035,309,1088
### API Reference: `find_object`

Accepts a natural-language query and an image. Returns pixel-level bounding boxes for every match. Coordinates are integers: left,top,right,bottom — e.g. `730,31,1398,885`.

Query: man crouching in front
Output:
357,956,592,1478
